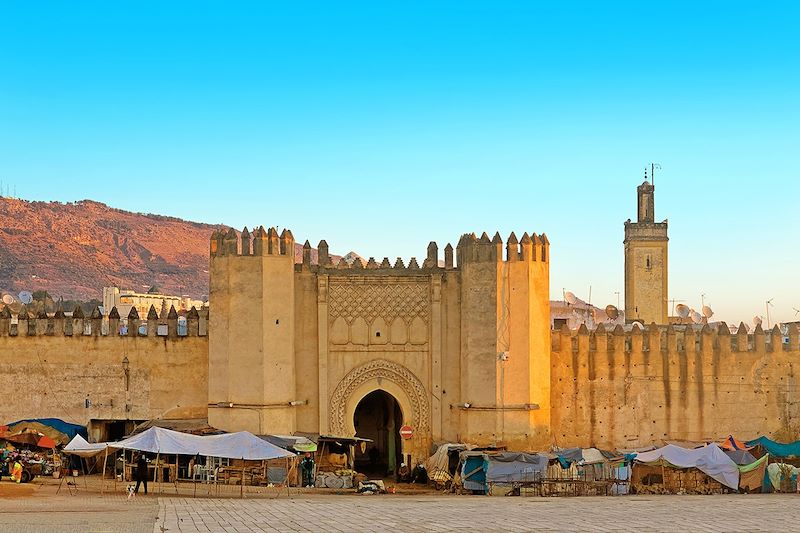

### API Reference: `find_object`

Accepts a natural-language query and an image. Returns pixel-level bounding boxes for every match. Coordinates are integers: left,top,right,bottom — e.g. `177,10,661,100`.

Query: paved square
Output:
154,493,798,533
2,479,798,533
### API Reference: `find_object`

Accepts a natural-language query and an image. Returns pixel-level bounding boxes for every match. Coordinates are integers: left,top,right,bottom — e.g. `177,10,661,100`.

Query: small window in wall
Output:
553,318,568,330
646,255,652,270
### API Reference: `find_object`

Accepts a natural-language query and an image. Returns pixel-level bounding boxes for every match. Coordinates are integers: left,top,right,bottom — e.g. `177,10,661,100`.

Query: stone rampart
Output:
551,322,800,449
0,304,209,440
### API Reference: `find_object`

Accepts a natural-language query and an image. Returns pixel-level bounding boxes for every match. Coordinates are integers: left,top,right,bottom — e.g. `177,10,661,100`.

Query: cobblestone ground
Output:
155,493,798,533
0,492,158,533
2,480,799,533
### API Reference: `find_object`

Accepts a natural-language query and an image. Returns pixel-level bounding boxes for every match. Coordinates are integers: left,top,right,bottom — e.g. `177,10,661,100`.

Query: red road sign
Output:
399,425,413,439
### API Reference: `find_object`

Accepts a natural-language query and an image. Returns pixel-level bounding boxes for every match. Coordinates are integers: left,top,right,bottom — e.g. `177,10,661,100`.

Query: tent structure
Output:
259,435,317,453
63,427,295,497
545,448,629,497
4,418,87,444
111,427,294,460
3,429,57,449
426,443,470,486
458,451,488,493
131,418,224,436
738,454,769,492
485,452,548,484
63,435,111,458
747,436,800,459
720,435,753,451
766,462,800,492
725,449,757,466
634,443,739,490
65,428,296,460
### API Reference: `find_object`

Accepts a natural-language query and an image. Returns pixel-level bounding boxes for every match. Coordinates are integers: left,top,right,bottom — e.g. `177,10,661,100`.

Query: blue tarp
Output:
746,436,800,458
461,454,488,492
5,418,87,440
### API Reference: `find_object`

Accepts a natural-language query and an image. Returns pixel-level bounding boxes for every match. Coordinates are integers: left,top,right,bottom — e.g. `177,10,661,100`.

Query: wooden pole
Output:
286,457,291,498
101,447,108,495
155,452,160,495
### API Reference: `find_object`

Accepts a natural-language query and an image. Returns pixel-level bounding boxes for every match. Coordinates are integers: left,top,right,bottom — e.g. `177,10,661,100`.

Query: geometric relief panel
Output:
328,277,430,346
328,278,429,324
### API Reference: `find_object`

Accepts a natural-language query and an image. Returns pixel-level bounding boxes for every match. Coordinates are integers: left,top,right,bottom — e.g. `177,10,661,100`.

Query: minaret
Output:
624,171,669,324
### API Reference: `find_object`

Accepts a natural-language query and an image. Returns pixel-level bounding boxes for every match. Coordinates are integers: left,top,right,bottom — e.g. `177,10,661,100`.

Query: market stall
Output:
632,443,739,494
63,426,294,497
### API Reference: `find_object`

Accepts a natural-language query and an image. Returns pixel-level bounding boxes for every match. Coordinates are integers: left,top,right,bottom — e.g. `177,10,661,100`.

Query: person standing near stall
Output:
299,452,315,487
11,457,23,483
134,453,149,495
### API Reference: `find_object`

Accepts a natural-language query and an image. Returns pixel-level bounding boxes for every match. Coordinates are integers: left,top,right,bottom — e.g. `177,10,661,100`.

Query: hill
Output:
0,197,324,301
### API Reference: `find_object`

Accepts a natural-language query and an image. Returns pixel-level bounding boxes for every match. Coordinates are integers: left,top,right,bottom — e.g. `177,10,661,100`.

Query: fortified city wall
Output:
551,322,800,449
0,305,209,442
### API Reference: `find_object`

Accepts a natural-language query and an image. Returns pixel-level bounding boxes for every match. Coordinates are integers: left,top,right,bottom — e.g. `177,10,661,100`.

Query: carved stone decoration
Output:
329,359,430,437
328,278,429,324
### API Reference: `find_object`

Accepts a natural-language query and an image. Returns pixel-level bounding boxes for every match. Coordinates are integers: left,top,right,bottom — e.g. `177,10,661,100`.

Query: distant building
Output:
550,299,625,330
102,286,205,318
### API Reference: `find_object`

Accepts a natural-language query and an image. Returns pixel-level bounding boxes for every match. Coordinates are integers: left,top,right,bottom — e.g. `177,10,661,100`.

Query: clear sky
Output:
1,2,798,325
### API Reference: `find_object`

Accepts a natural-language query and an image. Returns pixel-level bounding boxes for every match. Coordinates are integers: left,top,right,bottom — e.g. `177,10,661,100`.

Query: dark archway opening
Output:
353,390,403,477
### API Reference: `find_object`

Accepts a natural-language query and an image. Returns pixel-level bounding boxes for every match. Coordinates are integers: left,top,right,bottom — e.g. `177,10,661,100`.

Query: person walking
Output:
134,453,149,495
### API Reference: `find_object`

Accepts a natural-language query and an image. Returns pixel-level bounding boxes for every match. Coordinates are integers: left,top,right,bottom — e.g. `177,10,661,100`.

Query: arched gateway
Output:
328,360,430,440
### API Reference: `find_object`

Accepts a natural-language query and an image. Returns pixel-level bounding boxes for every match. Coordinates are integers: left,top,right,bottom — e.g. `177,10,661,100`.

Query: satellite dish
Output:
565,291,578,305
754,316,763,327
2,294,14,305
676,304,690,319
690,311,703,324
702,305,714,319
18,291,33,305
605,305,620,320
632,321,644,330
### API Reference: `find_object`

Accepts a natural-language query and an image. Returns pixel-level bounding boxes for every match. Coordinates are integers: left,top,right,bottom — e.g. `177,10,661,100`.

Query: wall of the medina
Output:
0,314,208,435
456,232,551,451
208,227,297,435
551,323,800,449
293,266,321,435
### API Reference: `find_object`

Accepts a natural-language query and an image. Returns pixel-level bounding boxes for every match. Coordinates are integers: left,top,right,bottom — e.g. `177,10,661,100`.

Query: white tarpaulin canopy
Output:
109,427,294,460
635,443,740,490
63,434,111,458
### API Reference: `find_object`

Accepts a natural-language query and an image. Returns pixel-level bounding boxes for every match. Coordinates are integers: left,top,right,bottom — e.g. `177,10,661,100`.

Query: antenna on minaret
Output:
650,163,661,187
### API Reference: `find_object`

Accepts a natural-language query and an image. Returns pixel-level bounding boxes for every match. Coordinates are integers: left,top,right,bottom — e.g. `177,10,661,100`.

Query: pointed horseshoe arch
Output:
329,359,430,437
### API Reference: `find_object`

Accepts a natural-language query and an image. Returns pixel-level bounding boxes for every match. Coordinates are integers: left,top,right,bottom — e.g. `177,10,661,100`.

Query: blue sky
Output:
1,1,798,324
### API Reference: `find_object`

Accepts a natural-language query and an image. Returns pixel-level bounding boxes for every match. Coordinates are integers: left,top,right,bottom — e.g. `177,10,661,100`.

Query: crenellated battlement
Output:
551,322,800,356
456,231,550,264
210,226,296,257
210,227,549,272
0,304,208,339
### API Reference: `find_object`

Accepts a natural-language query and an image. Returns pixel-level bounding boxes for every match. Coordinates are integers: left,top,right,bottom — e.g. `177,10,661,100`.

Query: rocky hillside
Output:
0,198,325,301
